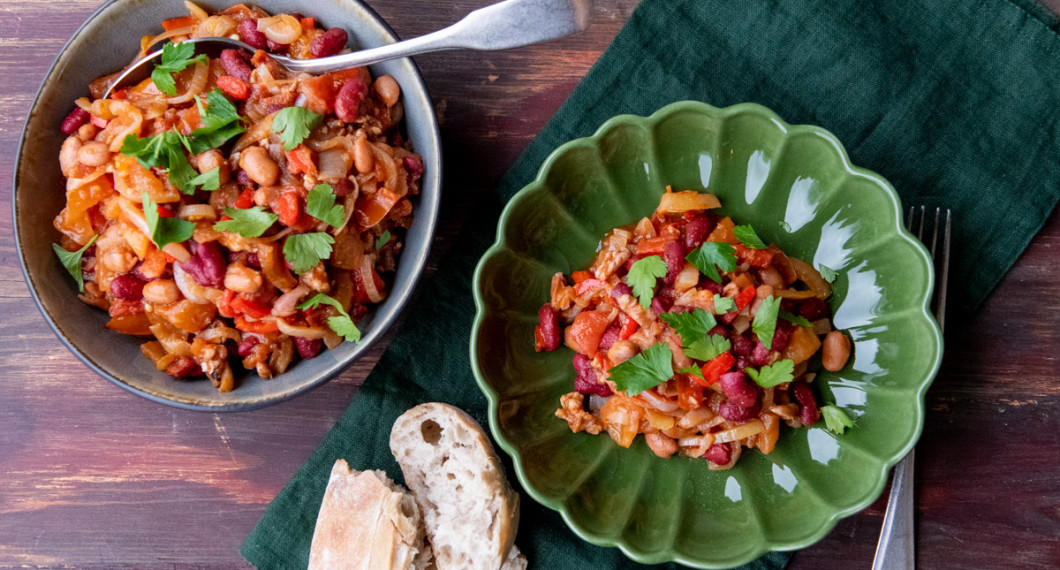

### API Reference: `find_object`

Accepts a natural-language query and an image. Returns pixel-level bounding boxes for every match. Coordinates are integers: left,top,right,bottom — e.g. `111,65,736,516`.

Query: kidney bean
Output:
771,323,792,352
266,39,288,52
611,282,633,299
657,243,681,286
61,107,90,134
683,213,714,251
720,371,758,409
236,168,253,187
237,335,262,357
403,155,423,181
109,273,145,300
700,278,724,294
219,49,253,82
624,253,645,273
751,341,772,366
238,18,268,49
704,443,732,465
708,324,727,337
294,336,323,359
735,356,751,372
598,320,621,351
309,27,348,58
731,334,753,357
668,304,692,314
799,297,829,321
335,77,368,122
792,382,821,425
181,241,227,288
651,294,673,315
332,177,353,197
538,304,561,352
822,331,851,371
572,354,613,397
166,356,202,379
719,400,760,422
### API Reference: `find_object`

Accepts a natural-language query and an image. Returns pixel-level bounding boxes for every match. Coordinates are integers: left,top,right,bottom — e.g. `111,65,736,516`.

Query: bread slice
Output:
390,403,522,570
308,459,430,570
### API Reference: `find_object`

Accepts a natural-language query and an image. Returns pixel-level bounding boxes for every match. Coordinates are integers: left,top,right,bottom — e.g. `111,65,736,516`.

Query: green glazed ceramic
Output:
471,101,942,568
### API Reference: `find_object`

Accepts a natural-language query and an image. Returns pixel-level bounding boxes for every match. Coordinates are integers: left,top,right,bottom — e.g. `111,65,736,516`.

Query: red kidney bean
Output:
219,49,253,82
237,335,261,357
683,213,715,251
335,77,368,122
266,39,288,52
309,27,348,58
61,107,90,134
130,262,158,283
735,356,751,372
700,278,724,294
771,323,792,352
332,177,353,197
708,324,727,337
611,282,633,298
181,241,227,288
661,240,685,285
238,18,268,49
110,273,145,300
792,382,821,425
752,341,772,366
731,334,753,357
799,297,829,321
538,303,561,352
294,336,323,359
719,400,760,422
598,320,621,351
704,443,731,465
349,303,368,321
720,371,758,409
235,168,253,187
624,253,645,274
651,294,673,315
667,304,692,314
166,356,202,379
403,155,423,181
572,354,613,397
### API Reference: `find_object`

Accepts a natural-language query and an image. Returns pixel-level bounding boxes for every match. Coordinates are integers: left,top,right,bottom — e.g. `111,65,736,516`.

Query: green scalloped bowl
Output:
470,101,942,568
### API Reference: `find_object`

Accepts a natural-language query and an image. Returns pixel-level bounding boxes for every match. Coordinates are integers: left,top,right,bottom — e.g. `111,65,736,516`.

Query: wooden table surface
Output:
2,1,1059,568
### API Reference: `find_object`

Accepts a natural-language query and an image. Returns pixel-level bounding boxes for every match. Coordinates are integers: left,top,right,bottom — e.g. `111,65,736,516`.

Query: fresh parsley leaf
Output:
272,106,322,151
52,235,99,292
734,224,767,249
746,359,795,388
297,293,362,343
608,343,674,395
376,230,392,251
685,241,737,283
283,232,335,274
187,167,220,191
713,295,737,315
821,405,855,434
186,90,246,153
166,144,200,194
818,264,837,283
683,334,732,362
213,206,278,238
152,42,208,96
305,184,345,227
626,255,667,310
660,308,716,346
779,310,813,327
142,192,195,249
752,295,781,349
121,132,172,169
677,365,706,384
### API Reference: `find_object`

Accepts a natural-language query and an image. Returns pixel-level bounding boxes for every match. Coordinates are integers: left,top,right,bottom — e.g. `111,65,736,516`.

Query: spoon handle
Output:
277,0,592,74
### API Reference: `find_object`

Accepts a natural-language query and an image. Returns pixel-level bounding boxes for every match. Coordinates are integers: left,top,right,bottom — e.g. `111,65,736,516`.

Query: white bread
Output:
390,403,523,570
308,459,430,570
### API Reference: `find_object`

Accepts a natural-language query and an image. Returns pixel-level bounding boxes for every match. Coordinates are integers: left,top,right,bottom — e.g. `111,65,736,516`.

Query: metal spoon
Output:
104,0,593,97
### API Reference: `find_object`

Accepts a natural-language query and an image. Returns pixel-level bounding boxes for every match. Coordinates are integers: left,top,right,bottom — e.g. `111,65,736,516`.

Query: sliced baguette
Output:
390,403,522,570
308,459,430,570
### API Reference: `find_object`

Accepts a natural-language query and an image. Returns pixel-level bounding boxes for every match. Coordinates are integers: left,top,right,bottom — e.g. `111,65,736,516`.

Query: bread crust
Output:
390,403,520,570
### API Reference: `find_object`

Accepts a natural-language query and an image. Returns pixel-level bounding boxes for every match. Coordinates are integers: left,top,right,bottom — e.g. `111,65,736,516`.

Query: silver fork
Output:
872,206,951,570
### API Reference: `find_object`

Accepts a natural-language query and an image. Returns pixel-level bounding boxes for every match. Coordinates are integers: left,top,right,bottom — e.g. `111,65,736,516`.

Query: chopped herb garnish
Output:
186,167,220,191
283,232,335,274
661,308,717,346
271,106,322,151
626,255,668,310
752,295,781,349
151,42,208,96
734,224,768,249
713,295,737,315
213,206,278,238
608,343,674,395
305,184,345,227
683,334,732,362
376,230,392,251
142,192,194,249
779,310,813,327
297,293,362,343
818,264,837,283
52,235,99,292
747,359,795,388
186,90,246,153
821,405,855,434
120,131,205,194
685,241,737,283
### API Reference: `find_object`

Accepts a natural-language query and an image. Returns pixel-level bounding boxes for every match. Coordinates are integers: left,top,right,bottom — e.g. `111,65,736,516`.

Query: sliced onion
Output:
137,27,196,58
322,332,343,350
173,263,214,304
712,420,766,444
163,242,192,263
256,15,302,44
638,390,680,413
179,204,218,221
117,196,152,237
197,326,241,344
277,318,328,339
165,61,209,105
184,1,209,20
358,257,384,303
272,284,310,317
788,257,832,300
318,149,352,181
148,322,193,357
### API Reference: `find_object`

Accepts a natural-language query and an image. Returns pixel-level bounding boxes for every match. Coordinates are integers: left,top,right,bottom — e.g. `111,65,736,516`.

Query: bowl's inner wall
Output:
15,0,440,409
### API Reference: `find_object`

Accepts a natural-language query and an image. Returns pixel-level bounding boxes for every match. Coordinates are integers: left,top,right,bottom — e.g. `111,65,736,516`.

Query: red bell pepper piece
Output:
693,352,736,387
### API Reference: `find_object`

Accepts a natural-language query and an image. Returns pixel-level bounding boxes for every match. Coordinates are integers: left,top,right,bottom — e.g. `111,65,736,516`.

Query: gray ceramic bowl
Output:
13,0,441,410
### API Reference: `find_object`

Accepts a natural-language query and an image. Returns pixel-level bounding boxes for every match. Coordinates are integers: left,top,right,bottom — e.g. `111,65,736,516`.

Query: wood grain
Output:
2,0,1059,568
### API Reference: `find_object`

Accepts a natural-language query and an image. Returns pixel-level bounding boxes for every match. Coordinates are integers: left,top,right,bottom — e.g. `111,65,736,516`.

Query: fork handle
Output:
872,451,916,570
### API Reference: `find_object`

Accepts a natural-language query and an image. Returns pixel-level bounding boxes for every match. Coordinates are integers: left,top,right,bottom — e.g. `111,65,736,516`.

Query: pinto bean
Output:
77,141,110,167
373,75,401,107
239,146,279,186
645,432,678,458
224,264,263,294
142,279,179,305
309,27,348,58
196,149,230,184
59,136,82,175
822,330,851,371
353,134,374,174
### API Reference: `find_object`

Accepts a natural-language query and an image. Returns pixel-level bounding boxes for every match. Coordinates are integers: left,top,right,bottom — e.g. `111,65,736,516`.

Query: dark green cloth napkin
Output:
242,0,1060,567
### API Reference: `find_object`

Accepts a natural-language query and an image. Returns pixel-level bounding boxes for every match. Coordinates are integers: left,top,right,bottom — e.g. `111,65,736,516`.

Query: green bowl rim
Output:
470,100,942,567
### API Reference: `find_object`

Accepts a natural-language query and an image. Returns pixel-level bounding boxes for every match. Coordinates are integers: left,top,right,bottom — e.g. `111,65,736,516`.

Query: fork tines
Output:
905,206,951,333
